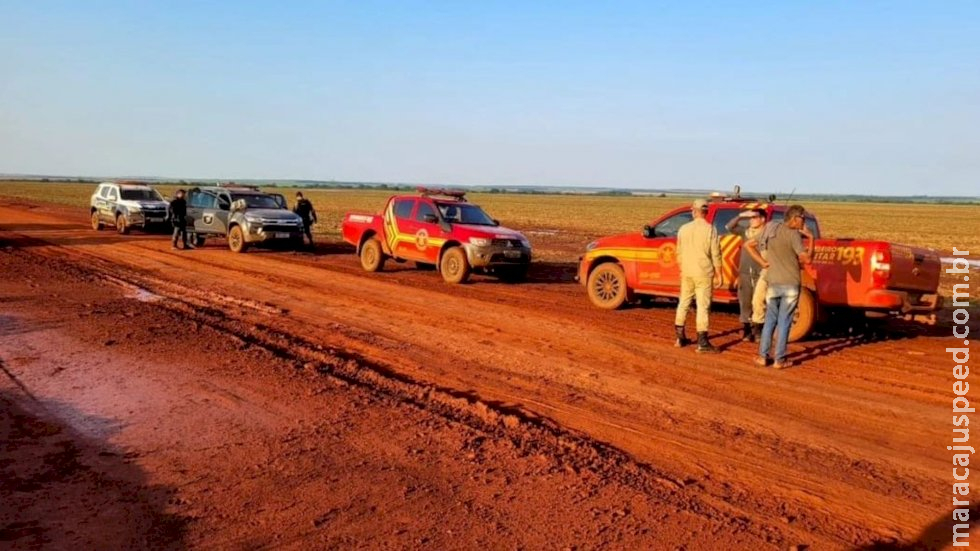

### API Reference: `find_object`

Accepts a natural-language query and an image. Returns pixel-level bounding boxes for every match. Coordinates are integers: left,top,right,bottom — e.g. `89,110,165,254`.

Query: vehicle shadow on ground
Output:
0,388,187,549
785,316,953,364
852,502,978,550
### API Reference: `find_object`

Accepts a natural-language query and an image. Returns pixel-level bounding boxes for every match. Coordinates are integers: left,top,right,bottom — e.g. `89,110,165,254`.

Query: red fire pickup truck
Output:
342,188,532,284
578,193,942,341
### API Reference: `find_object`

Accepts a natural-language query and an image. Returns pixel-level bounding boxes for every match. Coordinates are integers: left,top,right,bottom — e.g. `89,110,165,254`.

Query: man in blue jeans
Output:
746,205,813,369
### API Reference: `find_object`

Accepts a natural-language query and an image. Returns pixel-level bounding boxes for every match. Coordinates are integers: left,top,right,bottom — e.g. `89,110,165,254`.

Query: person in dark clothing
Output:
168,189,191,250
293,192,317,247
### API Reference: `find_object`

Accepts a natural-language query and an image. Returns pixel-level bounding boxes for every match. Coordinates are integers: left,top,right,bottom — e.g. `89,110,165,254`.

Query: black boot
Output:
696,332,720,354
742,323,754,342
752,323,763,342
674,326,690,348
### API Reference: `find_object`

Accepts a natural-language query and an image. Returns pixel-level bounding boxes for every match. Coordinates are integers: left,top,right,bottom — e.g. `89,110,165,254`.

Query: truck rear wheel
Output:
228,225,248,253
440,247,471,284
115,214,130,235
587,262,628,309
788,287,817,342
360,237,386,272
91,211,104,231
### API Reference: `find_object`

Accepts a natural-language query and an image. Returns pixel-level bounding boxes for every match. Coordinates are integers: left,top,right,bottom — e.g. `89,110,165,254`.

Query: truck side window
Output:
99,186,111,198
652,211,692,238
107,188,118,201
392,199,414,220
804,216,820,238
415,202,437,222
712,209,741,236
216,194,230,210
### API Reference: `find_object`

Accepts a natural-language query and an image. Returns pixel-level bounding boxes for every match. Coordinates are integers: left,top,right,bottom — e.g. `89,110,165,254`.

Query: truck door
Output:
103,186,119,220
710,207,744,292
636,209,689,291
190,191,228,235
384,198,419,260
410,200,446,264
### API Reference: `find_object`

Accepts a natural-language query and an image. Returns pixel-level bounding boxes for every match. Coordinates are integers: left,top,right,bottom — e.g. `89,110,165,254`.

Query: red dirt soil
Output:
0,199,976,550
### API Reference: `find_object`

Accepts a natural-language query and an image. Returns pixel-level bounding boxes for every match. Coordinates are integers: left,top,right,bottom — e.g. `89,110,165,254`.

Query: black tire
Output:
116,214,130,235
586,262,628,309
788,287,817,342
440,247,471,284
360,237,386,272
228,225,248,253
91,211,104,231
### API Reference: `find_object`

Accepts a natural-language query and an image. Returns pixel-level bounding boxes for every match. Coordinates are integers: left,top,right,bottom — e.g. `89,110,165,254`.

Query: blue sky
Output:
1,1,977,195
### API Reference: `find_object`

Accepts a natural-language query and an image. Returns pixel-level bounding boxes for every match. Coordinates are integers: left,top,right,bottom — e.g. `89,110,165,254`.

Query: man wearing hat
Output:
674,198,722,353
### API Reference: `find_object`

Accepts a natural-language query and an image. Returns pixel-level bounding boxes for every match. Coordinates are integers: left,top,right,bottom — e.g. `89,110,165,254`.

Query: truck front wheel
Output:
587,262,628,309
91,211,104,231
440,247,471,284
228,225,249,253
360,237,386,272
788,287,817,342
116,214,130,235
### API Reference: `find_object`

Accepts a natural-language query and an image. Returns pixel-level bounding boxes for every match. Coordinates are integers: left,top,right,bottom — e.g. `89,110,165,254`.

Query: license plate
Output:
146,217,163,222
273,232,290,239
503,250,522,258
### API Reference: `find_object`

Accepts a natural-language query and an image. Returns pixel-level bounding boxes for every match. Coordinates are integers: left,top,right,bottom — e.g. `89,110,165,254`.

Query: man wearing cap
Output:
725,208,768,342
674,198,723,353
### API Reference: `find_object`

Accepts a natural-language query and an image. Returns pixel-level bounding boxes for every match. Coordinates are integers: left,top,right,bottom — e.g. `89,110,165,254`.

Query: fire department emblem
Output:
415,229,429,250
203,214,213,224
659,242,676,265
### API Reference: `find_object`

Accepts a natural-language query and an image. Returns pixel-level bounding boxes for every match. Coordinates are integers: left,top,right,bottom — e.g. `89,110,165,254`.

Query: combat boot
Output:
751,323,763,342
696,332,720,354
674,326,690,348
741,323,754,342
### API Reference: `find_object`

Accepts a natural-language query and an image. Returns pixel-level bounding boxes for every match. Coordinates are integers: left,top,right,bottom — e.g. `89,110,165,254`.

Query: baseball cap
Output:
692,199,708,210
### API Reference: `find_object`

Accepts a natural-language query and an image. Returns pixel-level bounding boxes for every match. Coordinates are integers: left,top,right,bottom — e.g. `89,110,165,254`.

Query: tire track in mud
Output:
0,210,955,549
7,242,832,548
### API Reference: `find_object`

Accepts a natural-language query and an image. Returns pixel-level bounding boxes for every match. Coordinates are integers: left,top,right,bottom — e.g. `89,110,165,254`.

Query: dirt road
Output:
0,199,972,549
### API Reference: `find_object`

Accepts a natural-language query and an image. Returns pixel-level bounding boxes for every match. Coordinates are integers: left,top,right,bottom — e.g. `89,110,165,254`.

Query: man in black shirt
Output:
293,192,318,248
168,189,191,250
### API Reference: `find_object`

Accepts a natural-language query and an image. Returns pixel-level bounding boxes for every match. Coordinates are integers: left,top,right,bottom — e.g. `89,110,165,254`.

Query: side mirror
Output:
642,225,656,238
423,214,438,224
492,218,500,226
439,221,452,233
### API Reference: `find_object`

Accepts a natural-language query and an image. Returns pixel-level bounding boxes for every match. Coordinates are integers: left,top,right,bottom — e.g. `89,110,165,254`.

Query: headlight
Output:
469,237,491,247
130,205,142,212
586,240,598,251
244,214,262,223
520,238,531,248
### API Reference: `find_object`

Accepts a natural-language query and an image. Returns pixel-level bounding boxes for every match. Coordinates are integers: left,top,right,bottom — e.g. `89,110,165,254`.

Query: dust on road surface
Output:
0,199,974,549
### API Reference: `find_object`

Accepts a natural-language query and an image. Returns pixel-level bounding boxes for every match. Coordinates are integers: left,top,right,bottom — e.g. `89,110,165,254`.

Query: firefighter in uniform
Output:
293,192,318,248
674,199,723,353
725,208,767,341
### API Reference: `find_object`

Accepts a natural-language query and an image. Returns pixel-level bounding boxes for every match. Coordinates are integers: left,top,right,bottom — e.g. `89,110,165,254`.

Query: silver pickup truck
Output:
90,181,170,234
185,185,305,252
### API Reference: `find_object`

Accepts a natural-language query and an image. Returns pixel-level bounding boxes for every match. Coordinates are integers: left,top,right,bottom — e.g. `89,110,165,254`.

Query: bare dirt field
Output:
1,193,978,549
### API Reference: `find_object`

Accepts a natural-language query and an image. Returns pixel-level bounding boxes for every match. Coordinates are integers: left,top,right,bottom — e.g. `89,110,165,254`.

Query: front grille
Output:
492,239,524,248
261,224,301,233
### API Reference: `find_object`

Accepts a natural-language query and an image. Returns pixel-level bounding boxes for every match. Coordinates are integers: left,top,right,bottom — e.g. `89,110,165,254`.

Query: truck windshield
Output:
120,189,163,201
231,194,282,209
437,203,496,225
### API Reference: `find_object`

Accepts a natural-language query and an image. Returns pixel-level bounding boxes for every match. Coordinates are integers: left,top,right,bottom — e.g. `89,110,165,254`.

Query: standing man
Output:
747,205,814,369
725,208,767,342
168,189,190,250
674,199,723,353
293,191,317,248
